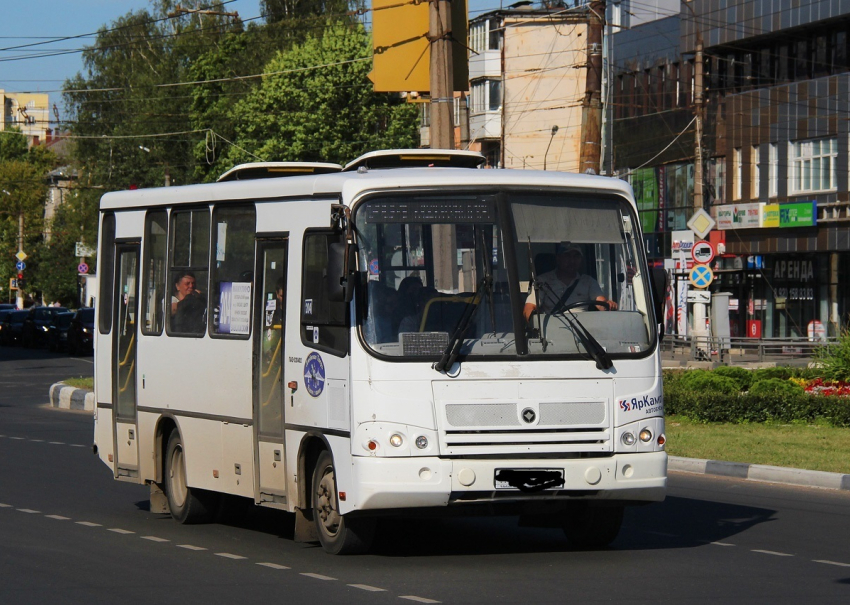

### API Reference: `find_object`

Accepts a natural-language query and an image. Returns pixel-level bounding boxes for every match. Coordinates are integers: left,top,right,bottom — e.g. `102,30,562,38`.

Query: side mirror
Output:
327,242,355,303
649,266,668,340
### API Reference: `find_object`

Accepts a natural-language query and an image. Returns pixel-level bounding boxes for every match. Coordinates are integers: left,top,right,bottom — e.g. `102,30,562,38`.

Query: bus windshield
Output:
354,190,653,360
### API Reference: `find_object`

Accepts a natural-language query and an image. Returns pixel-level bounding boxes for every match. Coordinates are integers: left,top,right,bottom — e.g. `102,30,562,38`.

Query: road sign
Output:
691,241,715,265
15,251,27,262
687,209,716,239
689,264,714,289
15,261,25,271
687,290,711,303
75,242,96,258
78,262,89,274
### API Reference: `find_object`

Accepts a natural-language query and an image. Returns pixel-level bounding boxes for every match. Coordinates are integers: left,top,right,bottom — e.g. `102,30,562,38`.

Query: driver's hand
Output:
596,296,616,311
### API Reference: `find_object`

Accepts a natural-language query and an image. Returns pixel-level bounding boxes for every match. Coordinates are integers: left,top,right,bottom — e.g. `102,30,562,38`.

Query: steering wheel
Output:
549,298,610,316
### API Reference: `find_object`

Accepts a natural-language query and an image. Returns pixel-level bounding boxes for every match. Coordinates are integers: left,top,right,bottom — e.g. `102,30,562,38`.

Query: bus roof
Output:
342,149,485,171
100,166,635,211
217,162,342,182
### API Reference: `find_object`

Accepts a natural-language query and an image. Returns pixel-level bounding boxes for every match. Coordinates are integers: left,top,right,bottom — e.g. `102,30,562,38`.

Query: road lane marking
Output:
141,536,169,542
752,549,793,557
45,515,70,520
400,597,441,603
301,573,336,581
710,542,736,546
216,553,247,560
9,437,24,440
70,444,87,448
49,442,65,445
76,521,101,527
108,528,135,534
177,544,207,551
349,584,386,592
0,503,12,508
813,560,850,568
30,439,44,442
17,509,40,513
256,562,290,570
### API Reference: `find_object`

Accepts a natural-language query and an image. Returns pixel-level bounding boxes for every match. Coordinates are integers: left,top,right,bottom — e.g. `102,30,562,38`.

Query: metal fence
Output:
660,334,838,364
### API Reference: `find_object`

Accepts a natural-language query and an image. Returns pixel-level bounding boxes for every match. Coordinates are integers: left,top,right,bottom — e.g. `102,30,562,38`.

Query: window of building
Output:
141,210,168,335
790,138,837,194
301,231,349,357
168,207,210,336
708,157,726,206
210,205,256,338
470,79,501,114
733,147,742,200
751,145,760,200
470,18,500,53
769,143,778,198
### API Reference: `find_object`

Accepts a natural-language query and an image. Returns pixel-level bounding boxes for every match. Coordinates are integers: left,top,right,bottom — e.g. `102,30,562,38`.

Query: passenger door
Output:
253,238,288,505
113,244,140,478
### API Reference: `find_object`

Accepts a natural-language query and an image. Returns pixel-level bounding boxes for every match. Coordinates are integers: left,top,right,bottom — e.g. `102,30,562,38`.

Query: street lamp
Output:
543,125,559,171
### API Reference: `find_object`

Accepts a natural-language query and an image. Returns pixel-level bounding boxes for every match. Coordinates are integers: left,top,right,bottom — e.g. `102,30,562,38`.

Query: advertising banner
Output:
763,201,816,228
716,203,761,229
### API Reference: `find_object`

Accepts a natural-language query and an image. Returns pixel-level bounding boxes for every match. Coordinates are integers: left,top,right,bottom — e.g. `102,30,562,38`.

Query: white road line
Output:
215,553,247,560
300,573,336,581
45,515,70,520
76,521,102,527
349,584,386,592
752,549,793,557
30,439,44,442
108,528,135,535
17,509,40,514
710,541,736,546
141,536,169,542
177,544,207,551
0,503,12,508
400,597,441,604
49,442,65,445
256,562,290,570
69,444,87,448
9,437,24,440
813,559,850,568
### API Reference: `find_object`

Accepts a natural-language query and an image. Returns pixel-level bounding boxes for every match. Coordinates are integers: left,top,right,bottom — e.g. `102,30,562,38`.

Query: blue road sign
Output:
15,261,25,271
689,264,714,289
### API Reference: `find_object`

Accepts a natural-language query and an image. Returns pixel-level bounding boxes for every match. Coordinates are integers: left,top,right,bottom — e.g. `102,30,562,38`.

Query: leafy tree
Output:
215,21,418,171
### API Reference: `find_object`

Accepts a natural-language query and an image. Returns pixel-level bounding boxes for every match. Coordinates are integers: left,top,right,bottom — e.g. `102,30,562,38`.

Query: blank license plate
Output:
494,468,565,491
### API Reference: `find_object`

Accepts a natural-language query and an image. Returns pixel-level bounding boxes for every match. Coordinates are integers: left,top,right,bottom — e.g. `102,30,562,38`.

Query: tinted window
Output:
99,213,116,333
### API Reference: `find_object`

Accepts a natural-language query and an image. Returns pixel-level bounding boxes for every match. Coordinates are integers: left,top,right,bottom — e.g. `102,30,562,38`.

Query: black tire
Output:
164,431,218,524
561,503,624,549
312,450,375,555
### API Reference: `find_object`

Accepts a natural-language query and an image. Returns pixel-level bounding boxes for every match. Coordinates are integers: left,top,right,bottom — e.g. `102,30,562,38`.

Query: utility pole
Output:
693,34,705,212
579,1,605,175
429,0,455,150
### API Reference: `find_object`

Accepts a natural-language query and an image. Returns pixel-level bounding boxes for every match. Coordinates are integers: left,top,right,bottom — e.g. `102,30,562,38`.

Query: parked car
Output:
68,308,95,355
22,306,69,348
0,310,30,346
0,303,16,312
47,311,75,352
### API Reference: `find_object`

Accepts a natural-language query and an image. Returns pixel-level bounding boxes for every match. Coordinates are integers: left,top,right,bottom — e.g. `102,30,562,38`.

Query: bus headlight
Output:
639,428,653,442
415,435,428,449
389,434,404,448
621,432,636,446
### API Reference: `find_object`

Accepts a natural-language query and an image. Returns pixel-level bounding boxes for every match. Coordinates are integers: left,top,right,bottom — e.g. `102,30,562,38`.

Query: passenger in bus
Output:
171,271,206,333
523,242,617,321
392,275,423,335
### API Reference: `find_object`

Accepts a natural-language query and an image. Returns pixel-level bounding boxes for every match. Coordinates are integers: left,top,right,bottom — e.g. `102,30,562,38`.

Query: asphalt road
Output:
1,345,849,604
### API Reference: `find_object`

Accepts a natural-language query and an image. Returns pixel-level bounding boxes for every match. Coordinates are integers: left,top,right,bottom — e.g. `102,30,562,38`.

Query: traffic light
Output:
17,273,24,289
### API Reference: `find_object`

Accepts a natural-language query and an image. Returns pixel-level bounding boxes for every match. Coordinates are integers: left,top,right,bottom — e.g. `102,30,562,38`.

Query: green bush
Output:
712,366,754,391
752,366,796,381
815,327,850,382
749,378,804,398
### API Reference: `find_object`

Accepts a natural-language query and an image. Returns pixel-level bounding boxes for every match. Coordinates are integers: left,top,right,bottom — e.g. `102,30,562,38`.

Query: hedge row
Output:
663,369,850,427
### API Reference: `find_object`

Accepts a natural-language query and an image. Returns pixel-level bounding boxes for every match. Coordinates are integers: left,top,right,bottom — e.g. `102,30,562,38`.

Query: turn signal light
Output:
657,434,666,446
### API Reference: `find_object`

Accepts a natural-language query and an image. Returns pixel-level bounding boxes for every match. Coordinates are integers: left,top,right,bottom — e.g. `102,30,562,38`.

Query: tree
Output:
215,21,418,170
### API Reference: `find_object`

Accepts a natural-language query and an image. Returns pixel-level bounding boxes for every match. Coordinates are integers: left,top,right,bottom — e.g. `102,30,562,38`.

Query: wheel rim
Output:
169,444,188,508
315,465,340,537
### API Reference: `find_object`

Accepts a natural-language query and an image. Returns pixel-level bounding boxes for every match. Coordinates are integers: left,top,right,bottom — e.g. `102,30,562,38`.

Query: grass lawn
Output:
62,376,94,390
666,414,850,474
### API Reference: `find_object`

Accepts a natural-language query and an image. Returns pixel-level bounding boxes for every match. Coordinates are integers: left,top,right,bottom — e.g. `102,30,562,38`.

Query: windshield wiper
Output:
433,275,492,373
561,309,613,370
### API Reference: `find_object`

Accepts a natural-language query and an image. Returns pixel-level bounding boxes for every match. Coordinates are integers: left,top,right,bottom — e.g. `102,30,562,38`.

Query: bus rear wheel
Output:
164,431,217,524
561,503,624,549
312,450,375,555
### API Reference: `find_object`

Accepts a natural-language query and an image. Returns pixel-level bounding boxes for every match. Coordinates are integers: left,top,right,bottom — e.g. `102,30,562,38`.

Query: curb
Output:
669,455,850,492
48,383,95,412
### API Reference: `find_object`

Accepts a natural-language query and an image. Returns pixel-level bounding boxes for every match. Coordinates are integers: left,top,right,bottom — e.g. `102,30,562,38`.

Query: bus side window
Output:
210,205,256,338
98,213,116,334
301,230,349,357
167,207,210,337
141,210,168,335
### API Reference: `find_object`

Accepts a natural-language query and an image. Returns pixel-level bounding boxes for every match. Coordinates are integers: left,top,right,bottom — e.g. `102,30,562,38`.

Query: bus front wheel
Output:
312,450,375,555
561,503,624,549
164,431,217,524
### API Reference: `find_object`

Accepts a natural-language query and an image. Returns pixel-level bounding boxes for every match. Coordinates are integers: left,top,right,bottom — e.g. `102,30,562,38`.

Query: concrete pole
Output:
429,0,455,150
17,210,24,309
694,35,705,212
579,1,605,175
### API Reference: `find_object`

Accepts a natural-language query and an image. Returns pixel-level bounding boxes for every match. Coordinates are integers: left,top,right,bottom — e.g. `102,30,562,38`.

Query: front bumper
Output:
346,451,667,514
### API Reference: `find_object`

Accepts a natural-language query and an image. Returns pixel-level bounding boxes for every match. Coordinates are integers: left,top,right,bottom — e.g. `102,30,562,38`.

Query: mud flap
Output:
294,507,318,543
149,482,170,514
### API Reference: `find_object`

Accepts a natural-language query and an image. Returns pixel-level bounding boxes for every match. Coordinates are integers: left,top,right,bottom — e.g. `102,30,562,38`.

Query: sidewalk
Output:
48,382,850,493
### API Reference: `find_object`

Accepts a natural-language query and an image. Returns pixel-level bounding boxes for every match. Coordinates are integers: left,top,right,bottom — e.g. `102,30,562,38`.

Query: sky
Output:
0,0,510,116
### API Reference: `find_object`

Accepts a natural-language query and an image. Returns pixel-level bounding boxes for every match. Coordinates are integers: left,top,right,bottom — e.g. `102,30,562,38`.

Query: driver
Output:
523,242,617,321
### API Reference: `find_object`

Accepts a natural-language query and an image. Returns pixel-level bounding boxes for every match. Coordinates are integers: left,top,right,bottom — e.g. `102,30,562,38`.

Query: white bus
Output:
93,149,668,554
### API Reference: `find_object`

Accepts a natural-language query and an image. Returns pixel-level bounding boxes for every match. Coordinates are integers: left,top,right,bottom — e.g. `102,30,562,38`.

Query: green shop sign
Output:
762,201,816,228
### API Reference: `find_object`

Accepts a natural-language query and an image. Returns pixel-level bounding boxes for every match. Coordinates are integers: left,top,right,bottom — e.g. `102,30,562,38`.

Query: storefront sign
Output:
763,201,816,228
716,203,761,229
773,259,814,281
